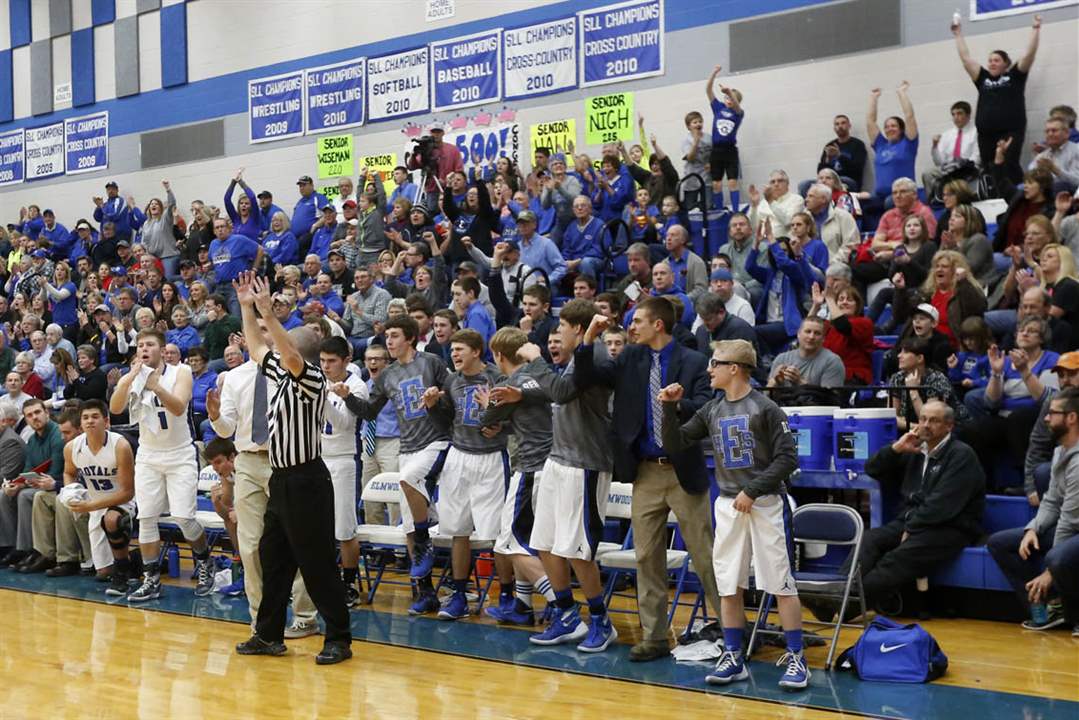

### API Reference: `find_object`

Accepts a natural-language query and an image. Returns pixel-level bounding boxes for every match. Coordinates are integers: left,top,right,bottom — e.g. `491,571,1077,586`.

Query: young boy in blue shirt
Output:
705,65,745,211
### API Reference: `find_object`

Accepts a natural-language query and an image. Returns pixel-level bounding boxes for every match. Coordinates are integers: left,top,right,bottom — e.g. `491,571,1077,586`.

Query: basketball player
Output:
426,328,510,620
110,328,213,601
659,339,808,690
349,316,450,615
62,399,139,598
482,327,559,625
492,299,616,652
319,336,368,607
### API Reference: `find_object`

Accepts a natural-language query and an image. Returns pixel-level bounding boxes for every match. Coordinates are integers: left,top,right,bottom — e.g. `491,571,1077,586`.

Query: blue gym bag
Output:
833,617,948,683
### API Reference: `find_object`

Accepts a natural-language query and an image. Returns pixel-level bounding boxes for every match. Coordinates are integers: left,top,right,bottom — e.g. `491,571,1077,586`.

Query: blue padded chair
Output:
748,503,867,668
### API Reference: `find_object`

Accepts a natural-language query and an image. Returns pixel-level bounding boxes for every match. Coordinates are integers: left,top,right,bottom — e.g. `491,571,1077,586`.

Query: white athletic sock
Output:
535,575,556,603
515,581,534,609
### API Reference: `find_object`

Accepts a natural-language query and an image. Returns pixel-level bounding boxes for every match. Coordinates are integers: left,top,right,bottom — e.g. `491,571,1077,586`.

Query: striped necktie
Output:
363,419,377,457
650,350,663,450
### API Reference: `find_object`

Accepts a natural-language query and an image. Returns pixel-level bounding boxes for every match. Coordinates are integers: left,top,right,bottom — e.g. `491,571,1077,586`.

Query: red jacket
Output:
824,314,875,384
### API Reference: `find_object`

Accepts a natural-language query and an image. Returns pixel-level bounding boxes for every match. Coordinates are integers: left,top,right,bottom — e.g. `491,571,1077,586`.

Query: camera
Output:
408,135,439,175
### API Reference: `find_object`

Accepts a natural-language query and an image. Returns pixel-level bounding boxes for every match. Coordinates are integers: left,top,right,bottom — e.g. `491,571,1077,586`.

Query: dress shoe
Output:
18,554,55,574
315,642,352,665
236,635,287,656
45,561,81,577
628,642,672,663
0,549,27,568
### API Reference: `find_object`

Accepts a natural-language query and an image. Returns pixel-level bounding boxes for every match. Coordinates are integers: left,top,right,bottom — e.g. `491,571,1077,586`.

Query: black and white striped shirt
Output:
261,351,326,469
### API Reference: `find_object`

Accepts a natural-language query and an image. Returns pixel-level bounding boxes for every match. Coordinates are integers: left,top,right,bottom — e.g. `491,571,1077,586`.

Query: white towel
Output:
671,640,724,663
127,365,159,431
58,484,90,509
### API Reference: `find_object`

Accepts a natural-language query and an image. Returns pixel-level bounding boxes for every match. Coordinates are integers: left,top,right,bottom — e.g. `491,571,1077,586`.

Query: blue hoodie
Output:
746,242,815,337
93,197,132,236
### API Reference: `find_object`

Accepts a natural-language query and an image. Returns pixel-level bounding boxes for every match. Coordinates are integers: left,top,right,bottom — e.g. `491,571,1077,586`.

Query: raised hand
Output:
869,87,882,99
811,282,824,306
233,168,245,183
747,184,761,207
251,273,273,314
897,80,911,93
893,425,922,453
1009,348,1030,373
947,353,958,370
1056,191,1076,216
585,314,612,343
657,383,683,403
233,271,257,307
205,387,221,419
1032,14,1041,30
891,272,906,290
988,344,1005,375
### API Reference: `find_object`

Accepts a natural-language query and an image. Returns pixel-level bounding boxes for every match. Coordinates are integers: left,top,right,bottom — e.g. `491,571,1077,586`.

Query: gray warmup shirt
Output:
350,351,450,454
442,364,507,454
482,362,553,473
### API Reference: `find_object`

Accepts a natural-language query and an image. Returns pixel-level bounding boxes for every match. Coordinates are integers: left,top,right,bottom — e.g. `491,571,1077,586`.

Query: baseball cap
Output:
178,259,196,269
257,190,273,199
272,293,291,305
116,239,130,248
328,249,345,259
321,204,337,213
1054,352,1079,372
297,175,313,185
31,249,48,259
502,237,520,249
429,121,445,131
105,181,118,189
516,210,537,224
111,265,128,276
456,261,480,275
342,199,357,209
550,153,567,165
710,269,733,282
93,304,111,314
42,208,54,216
912,303,940,325
75,222,92,231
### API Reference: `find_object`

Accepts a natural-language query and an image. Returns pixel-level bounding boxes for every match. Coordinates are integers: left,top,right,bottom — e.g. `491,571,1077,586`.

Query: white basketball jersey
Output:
133,363,194,452
321,371,369,457
72,431,122,501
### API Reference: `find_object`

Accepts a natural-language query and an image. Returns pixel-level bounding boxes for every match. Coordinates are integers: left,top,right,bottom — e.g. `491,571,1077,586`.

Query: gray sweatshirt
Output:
1028,442,1079,549
350,351,450,454
520,349,612,473
482,362,553,473
662,388,797,499
140,188,178,259
442,364,507,454
540,175,582,227
1024,390,1057,496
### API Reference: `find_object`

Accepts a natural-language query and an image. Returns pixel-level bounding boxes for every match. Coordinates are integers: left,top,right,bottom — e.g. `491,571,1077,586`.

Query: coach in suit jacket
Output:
574,295,723,662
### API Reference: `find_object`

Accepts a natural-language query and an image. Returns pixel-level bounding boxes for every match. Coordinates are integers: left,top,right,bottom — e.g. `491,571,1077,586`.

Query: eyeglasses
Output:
709,359,746,369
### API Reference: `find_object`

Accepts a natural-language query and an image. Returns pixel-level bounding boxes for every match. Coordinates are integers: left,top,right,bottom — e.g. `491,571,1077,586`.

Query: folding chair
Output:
748,503,867,668
597,482,691,627
354,472,411,604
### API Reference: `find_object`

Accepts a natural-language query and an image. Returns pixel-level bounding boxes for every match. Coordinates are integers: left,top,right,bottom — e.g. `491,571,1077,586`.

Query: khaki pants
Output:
360,437,400,526
631,462,723,647
31,491,83,563
234,452,316,626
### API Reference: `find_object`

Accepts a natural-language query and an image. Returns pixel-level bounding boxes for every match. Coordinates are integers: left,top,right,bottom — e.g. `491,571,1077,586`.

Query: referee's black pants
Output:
255,458,352,645
840,519,970,606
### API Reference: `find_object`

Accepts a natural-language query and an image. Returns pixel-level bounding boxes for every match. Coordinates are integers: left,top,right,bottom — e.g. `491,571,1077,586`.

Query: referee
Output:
233,271,352,665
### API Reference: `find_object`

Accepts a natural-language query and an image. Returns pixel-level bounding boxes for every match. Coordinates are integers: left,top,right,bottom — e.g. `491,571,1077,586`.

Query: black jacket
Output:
573,339,712,493
865,436,985,539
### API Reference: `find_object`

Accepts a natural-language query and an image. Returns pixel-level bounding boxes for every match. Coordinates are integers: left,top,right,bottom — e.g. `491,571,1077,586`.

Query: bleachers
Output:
931,494,1037,592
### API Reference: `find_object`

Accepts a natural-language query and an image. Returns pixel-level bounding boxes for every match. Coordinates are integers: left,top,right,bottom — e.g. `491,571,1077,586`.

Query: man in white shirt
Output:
206,321,318,638
332,177,356,214
923,101,981,197
708,269,755,325
748,170,805,239
1030,117,1079,193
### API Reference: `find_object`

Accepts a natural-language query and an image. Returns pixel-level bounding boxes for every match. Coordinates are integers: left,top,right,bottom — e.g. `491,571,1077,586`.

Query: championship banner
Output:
585,92,634,145
305,58,365,135
64,111,109,175
529,119,576,156
579,0,664,88
367,46,430,122
430,29,502,112
970,0,1077,20
0,129,25,187
25,122,65,181
503,17,577,100
248,70,305,144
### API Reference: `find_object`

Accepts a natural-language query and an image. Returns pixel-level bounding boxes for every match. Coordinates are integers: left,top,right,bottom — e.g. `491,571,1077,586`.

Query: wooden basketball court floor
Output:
0,569,1076,719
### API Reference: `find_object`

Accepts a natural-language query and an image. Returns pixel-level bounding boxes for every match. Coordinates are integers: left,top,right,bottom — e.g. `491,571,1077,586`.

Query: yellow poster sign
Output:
360,153,399,196
584,92,634,146
316,134,354,179
529,120,576,158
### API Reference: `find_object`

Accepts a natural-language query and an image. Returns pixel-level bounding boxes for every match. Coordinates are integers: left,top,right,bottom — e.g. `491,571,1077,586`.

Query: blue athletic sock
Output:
723,627,745,656
413,520,430,544
554,588,574,610
535,575,555,602
784,629,803,654
452,578,468,595
587,594,607,620
729,189,740,210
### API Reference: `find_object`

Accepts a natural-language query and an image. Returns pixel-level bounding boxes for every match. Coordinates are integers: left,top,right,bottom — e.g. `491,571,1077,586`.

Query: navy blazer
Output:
574,339,712,494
